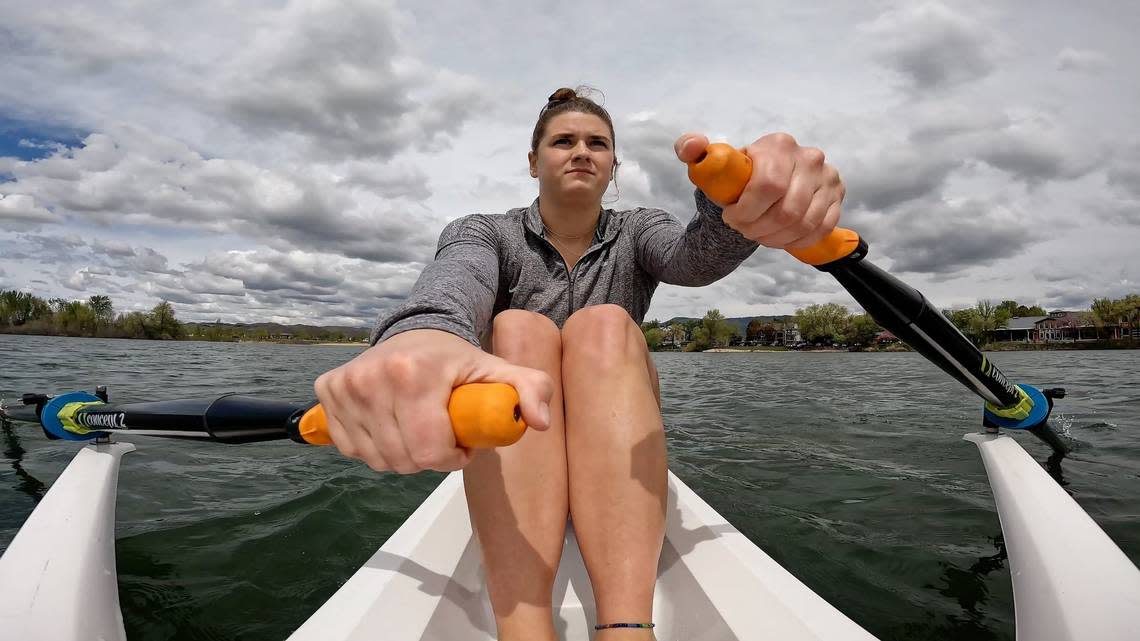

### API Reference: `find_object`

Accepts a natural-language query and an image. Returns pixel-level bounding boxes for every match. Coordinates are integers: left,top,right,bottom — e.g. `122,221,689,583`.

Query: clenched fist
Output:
675,132,845,250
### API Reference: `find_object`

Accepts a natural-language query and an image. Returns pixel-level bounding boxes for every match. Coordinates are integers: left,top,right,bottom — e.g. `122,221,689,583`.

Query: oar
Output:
5,383,524,448
687,143,1066,447
6,145,1063,451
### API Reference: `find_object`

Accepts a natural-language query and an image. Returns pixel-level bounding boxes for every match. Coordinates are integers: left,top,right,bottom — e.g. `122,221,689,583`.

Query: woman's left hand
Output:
675,132,846,250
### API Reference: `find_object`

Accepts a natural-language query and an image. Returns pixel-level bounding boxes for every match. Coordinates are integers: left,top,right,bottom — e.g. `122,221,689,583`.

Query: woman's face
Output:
528,112,615,204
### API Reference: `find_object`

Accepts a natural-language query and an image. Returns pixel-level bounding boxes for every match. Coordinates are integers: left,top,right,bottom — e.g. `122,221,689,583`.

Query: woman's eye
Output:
590,140,609,149
554,138,571,145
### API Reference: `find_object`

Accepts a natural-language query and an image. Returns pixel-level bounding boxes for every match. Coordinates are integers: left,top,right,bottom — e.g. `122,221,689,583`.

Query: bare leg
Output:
562,304,666,640
463,310,569,641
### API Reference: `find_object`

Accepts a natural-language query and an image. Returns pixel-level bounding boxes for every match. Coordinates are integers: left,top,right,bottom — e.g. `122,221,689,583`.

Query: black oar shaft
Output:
71,395,312,444
824,258,1022,409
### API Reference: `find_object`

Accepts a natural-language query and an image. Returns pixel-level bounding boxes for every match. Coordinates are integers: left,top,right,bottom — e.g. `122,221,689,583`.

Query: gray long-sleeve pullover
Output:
370,189,759,346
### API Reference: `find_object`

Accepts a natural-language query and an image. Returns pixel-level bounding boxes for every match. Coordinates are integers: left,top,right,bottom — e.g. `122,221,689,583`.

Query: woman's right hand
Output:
314,329,554,474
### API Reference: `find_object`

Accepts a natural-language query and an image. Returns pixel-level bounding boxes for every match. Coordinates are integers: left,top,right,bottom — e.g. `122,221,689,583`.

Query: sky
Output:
1,0,1137,327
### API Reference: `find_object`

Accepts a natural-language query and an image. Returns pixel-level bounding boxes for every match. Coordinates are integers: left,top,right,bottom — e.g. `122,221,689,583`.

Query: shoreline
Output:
670,341,1139,353
3,333,1136,351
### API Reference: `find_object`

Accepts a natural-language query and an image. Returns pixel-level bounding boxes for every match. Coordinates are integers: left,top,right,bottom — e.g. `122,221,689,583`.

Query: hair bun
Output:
547,87,577,106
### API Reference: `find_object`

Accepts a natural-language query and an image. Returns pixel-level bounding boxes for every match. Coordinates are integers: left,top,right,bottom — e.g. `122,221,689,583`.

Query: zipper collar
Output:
524,198,617,245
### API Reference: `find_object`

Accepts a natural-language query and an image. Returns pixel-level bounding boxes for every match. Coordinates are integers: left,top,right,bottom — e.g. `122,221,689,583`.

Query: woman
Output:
315,87,845,640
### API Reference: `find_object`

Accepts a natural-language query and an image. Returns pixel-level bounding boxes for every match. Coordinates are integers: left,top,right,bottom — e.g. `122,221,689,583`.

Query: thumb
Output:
674,132,710,163
487,362,556,432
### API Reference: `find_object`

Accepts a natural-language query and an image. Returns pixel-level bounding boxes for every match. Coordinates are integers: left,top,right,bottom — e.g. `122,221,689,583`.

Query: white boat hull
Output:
0,442,134,641
965,432,1140,641
286,471,879,641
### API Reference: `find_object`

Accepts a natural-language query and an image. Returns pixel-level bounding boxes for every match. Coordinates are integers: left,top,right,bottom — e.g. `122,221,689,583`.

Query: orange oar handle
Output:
686,142,861,266
294,382,525,449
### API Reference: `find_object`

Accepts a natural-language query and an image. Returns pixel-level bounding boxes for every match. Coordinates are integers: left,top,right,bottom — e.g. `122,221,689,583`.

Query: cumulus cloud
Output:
617,116,697,216
2,126,438,262
216,1,485,160
0,193,60,226
168,248,424,323
63,265,116,292
859,2,999,93
876,198,1041,274
1,1,484,161
973,112,1101,185
0,6,161,95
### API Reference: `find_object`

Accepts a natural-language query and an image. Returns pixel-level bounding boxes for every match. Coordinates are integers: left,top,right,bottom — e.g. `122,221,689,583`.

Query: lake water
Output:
1,334,1137,640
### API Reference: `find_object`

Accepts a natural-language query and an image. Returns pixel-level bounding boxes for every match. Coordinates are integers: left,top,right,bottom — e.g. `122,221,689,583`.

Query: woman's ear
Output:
528,150,538,178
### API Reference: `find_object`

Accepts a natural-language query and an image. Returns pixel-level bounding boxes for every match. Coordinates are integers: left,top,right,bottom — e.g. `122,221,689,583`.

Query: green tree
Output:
795,303,849,344
88,295,114,325
643,327,663,351
683,319,701,342
119,311,151,338
668,323,686,347
702,309,733,347
844,314,881,347
945,308,980,343
969,300,998,346
1122,295,1140,339
1091,297,1123,339
745,319,764,343
686,326,711,351
0,290,49,326
149,301,182,339
57,300,97,335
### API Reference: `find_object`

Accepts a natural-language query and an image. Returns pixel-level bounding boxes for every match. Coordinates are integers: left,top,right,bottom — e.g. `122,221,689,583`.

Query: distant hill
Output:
658,315,795,334
183,321,370,340
185,316,799,340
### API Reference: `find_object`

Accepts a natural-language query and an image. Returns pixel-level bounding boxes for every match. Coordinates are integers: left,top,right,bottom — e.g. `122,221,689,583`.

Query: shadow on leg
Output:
562,304,666,640
463,310,570,641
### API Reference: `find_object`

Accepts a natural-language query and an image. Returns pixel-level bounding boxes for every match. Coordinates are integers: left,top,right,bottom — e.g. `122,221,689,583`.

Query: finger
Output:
674,133,710,163
781,151,823,219
784,189,839,249
725,192,801,246
329,365,407,472
472,359,555,432
367,412,417,474
394,390,471,473
327,388,395,471
315,372,362,459
350,427,393,473
761,168,831,248
725,144,795,228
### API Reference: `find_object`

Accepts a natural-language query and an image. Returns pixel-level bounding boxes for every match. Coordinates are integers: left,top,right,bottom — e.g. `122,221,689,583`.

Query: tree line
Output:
639,295,1139,352
1,291,183,339
639,306,884,351
941,296,1139,345
0,290,368,342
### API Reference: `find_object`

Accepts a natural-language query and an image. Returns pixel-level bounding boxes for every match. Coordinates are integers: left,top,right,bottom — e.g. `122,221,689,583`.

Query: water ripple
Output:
1,336,1137,641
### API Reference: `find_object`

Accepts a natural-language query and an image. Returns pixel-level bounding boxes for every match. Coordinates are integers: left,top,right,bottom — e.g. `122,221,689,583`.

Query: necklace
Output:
543,223,595,241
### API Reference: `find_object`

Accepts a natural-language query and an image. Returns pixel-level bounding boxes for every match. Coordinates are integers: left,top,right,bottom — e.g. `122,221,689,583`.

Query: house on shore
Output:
992,316,1049,343
1037,311,1097,341
874,329,900,345
993,310,1132,343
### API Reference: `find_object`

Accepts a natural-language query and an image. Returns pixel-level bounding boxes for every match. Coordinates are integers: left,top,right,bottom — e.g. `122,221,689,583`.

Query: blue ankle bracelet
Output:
595,622,655,630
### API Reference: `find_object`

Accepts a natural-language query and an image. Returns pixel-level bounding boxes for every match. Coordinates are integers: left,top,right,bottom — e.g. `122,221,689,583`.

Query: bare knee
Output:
562,304,646,367
491,310,561,359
